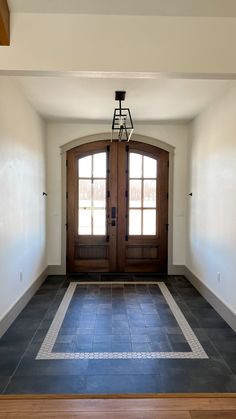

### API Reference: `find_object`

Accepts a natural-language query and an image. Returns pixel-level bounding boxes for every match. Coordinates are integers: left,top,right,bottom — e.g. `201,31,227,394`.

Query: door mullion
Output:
108,142,118,271
116,142,127,272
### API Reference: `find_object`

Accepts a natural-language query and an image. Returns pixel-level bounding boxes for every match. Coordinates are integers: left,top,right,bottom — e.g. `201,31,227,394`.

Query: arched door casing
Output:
67,141,169,273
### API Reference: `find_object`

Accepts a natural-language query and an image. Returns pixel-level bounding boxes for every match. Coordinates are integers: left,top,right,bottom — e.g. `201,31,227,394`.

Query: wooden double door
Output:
67,141,169,273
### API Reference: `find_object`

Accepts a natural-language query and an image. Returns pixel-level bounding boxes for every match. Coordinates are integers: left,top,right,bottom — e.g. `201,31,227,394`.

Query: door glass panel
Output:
93,179,106,208
78,152,107,235
78,155,92,178
79,179,92,208
93,152,106,178
129,180,142,208
128,152,157,236
79,208,91,235
143,209,156,235
93,209,106,235
129,153,142,178
143,179,156,208
129,209,142,235
143,156,157,178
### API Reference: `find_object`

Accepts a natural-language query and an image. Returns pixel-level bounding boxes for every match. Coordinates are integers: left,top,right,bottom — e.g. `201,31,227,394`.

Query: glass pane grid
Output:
78,177,106,180
128,153,157,236
78,153,107,236
78,152,106,179
129,177,156,179
129,207,157,210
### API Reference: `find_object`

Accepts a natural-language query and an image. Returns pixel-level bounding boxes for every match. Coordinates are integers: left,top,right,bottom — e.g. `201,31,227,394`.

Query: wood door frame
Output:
60,133,175,275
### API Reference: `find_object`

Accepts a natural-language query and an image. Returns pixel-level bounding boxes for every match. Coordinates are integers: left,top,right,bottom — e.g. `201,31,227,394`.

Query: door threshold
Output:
68,272,169,282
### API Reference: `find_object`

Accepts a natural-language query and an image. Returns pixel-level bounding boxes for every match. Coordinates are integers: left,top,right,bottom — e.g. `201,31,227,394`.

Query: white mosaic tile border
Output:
36,282,208,360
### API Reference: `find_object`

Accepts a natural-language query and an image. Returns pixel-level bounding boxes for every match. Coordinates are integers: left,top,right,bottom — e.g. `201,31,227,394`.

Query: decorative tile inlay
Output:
36,282,208,360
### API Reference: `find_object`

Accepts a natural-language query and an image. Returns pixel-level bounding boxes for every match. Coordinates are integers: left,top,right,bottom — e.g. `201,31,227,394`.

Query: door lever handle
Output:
111,207,116,219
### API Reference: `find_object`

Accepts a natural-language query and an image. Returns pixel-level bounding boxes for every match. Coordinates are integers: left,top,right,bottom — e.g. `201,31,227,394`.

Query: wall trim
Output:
0,267,48,338
60,133,175,155
168,265,186,275
47,265,66,275
184,266,236,333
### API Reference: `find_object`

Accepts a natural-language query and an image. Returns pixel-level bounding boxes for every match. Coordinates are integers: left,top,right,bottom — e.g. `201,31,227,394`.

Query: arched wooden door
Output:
67,141,169,273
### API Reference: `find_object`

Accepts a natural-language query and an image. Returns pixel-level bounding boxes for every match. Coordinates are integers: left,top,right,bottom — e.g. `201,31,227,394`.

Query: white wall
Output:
0,77,47,322
46,122,188,268
1,13,236,75
187,83,236,313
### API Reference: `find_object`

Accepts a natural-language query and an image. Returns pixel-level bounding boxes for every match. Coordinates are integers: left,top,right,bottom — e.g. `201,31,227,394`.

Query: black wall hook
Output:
43,192,48,196
189,193,193,196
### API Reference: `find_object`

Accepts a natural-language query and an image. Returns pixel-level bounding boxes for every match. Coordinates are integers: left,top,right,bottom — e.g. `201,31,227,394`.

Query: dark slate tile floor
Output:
53,282,189,354
0,274,236,394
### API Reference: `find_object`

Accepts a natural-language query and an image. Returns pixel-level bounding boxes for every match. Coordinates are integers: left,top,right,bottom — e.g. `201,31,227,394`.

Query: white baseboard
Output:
0,267,48,338
168,265,185,275
47,265,66,275
184,266,236,333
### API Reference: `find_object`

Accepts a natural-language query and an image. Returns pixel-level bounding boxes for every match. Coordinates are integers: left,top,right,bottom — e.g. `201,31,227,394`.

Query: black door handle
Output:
111,207,116,219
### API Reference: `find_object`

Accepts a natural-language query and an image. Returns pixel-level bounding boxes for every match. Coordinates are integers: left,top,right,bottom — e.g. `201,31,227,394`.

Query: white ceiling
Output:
15,77,230,123
8,0,236,17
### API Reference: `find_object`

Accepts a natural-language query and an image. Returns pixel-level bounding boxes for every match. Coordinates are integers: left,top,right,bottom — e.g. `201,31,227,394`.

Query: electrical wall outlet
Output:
217,272,221,283
20,271,23,281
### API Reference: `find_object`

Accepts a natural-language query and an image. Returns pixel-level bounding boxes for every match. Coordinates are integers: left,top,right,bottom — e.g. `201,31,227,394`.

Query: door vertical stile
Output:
159,150,169,273
108,142,118,271
67,148,76,273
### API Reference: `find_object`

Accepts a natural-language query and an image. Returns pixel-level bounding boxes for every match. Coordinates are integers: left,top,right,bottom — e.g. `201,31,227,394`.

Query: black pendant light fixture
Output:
111,91,134,142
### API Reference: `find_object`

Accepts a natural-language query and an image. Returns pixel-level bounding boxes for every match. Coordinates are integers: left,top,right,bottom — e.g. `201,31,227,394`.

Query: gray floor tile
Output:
4,375,86,394
14,359,88,376
131,334,150,343
112,342,132,352
86,374,162,394
0,275,235,395
0,377,11,393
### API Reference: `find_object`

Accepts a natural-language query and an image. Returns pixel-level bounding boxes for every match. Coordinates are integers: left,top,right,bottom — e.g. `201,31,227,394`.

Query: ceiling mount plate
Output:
115,91,126,101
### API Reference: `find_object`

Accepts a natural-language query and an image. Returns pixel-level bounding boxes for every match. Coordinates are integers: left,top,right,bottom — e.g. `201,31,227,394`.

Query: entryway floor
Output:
0,275,236,394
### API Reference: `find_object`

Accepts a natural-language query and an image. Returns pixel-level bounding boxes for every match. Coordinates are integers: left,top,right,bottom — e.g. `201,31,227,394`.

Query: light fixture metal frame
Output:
111,91,134,142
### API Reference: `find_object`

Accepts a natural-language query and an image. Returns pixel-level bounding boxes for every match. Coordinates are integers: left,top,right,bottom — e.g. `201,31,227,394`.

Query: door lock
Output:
111,207,116,219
